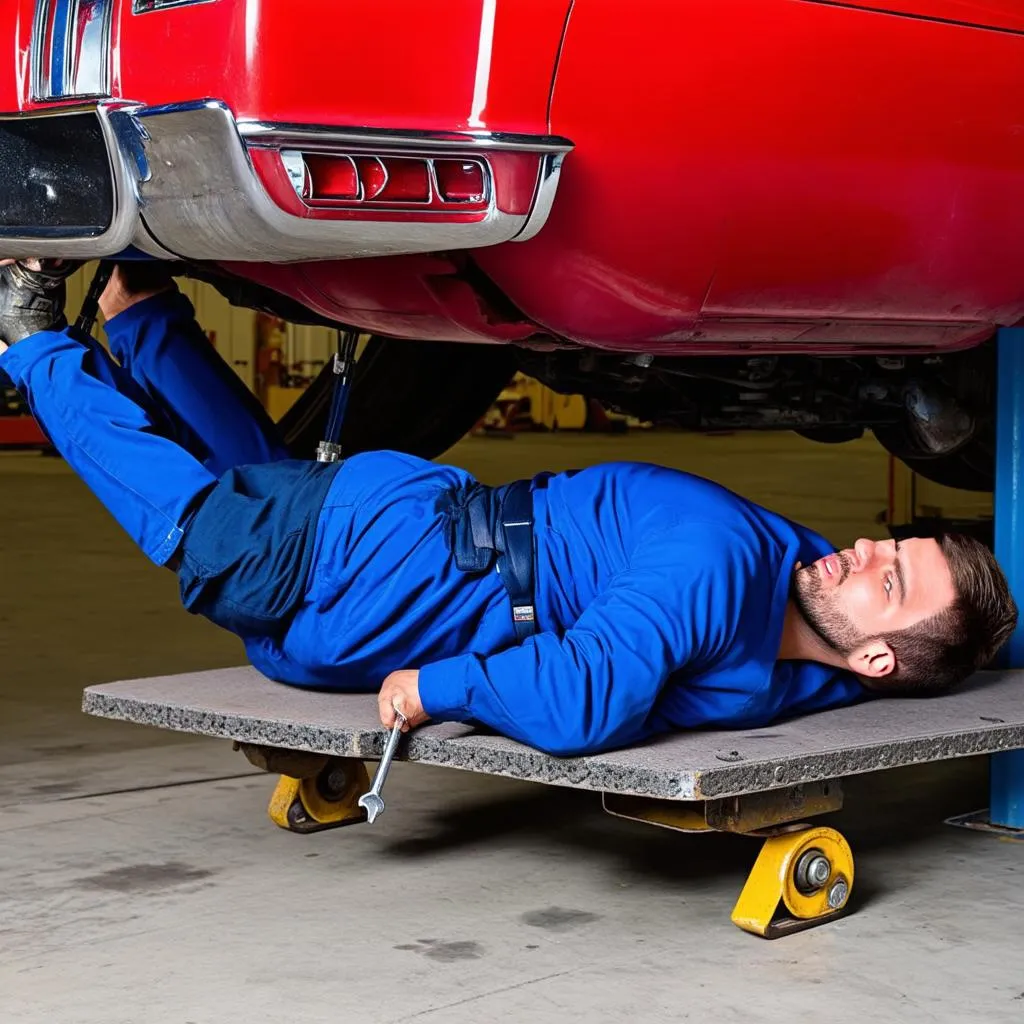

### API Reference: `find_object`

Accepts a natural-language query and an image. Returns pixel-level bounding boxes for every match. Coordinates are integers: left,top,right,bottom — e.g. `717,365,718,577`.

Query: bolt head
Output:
828,879,849,909
321,766,350,801
795,850,832,893
807,855,831,887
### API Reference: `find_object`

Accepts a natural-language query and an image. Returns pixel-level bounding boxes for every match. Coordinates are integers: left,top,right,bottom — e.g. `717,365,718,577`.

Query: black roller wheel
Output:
277,335,518,460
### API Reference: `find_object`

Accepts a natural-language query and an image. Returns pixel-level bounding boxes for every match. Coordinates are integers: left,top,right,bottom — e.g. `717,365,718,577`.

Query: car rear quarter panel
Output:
476,0,1024,352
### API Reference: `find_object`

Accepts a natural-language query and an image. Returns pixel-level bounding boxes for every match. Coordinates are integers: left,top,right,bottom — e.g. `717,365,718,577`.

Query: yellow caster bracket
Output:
268,757,370,834
731,825,854,938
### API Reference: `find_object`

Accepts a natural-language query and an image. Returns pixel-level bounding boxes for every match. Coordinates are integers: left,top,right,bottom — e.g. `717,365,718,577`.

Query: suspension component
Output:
316,328,360,463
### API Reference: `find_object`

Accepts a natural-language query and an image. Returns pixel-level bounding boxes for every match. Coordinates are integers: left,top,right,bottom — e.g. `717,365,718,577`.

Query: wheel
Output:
891,447,993,492
266,758,371,833
277,335,517,460
873,422,994,492
731,825,854,938
871,342,995,492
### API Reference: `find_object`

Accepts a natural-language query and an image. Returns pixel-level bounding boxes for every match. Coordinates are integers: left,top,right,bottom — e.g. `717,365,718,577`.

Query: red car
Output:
4,0,1023,489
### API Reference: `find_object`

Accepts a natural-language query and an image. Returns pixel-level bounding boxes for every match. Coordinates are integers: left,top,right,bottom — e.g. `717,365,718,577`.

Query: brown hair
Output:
876,533,1018,694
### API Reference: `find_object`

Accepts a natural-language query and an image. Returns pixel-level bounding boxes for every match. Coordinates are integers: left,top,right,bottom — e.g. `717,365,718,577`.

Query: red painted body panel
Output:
223,257,537,345
473,0,1024,351
4,0,36,112
825,0,1024,32
114,0,568,134
5,0,1024,354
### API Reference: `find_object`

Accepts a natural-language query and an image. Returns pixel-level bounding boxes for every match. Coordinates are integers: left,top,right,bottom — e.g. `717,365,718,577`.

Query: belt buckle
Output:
513,604,535,624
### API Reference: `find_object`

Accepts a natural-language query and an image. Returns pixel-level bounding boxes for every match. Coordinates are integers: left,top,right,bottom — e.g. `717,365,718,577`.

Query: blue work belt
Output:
445,479,538,641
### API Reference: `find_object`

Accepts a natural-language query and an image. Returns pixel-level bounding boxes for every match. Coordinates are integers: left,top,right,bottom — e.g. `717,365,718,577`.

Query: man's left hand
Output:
378,670,429,732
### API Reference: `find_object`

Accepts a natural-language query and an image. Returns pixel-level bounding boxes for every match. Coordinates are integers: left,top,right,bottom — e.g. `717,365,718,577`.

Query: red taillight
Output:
304,155,360,200
377,160,431,202
434,160,486,203
278,150,489,211
355,157,387,200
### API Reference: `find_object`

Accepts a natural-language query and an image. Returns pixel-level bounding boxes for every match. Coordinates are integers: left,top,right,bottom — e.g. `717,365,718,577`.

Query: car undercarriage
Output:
198,264,997,492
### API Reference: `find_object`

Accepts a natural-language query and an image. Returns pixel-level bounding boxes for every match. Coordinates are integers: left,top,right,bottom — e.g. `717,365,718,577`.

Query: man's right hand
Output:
378,670,429,733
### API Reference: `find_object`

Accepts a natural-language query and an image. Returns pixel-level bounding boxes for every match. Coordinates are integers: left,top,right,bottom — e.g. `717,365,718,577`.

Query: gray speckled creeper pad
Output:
83,667,1024,800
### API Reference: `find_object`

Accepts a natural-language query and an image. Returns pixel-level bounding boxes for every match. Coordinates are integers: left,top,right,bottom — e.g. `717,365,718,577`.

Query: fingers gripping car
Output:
4,1,1024,486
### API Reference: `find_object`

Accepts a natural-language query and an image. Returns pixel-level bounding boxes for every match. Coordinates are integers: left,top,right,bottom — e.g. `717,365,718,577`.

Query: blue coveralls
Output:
1,290,868,756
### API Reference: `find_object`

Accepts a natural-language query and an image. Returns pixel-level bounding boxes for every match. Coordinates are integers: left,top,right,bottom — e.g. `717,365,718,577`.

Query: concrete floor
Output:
1,431,1017,1023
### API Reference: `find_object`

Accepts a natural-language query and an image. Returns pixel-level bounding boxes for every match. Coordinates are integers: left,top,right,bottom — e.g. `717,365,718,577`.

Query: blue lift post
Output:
991,328,1024,829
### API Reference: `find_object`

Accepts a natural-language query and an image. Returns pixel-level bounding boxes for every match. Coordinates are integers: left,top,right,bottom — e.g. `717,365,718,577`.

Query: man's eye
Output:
884,577,893,597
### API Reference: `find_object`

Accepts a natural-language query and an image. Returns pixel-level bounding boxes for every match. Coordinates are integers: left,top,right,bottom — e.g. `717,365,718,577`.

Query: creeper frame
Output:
244,738,855,939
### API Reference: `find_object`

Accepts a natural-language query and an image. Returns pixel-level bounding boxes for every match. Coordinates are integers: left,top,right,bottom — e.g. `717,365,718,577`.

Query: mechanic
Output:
0,260,1017,757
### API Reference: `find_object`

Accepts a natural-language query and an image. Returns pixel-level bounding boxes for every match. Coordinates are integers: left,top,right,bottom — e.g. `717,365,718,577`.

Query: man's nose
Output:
850,538,877,572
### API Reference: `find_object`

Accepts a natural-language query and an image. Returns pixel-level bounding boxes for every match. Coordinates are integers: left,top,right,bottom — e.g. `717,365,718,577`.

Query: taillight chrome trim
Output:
31,0,114,101
237,120,574,155
280,150,491,211
516,151,568,243
429,158,488,206
238,120,572,244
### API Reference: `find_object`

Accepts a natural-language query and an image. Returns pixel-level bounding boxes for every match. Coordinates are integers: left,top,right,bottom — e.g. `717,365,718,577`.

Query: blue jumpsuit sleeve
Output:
418,528,748,756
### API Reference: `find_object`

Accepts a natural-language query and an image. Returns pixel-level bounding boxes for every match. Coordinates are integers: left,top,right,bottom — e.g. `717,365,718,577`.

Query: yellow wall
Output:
498,373,588,430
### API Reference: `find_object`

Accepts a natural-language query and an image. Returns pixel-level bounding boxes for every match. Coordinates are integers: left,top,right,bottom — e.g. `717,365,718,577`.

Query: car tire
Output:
873,422,994,492
276,335,518,460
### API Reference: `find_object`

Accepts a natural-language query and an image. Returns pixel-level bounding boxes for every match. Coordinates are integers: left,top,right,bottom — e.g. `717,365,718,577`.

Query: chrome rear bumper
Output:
0,100,573,262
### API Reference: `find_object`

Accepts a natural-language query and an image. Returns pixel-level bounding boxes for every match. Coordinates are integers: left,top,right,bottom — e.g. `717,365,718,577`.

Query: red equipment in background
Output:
0,416,48,449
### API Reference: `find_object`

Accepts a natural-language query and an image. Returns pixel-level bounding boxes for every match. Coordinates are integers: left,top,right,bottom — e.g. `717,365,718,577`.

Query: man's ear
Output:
846,639,896,679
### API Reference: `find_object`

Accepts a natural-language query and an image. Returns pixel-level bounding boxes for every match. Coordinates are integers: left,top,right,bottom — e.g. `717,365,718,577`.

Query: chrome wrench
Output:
358,711,407,824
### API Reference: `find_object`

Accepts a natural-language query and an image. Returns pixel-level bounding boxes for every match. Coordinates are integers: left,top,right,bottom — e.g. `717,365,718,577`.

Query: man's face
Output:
793,537,956,674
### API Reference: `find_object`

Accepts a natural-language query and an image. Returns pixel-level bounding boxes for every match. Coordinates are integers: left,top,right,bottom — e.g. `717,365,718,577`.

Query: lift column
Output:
991,327,1024,829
